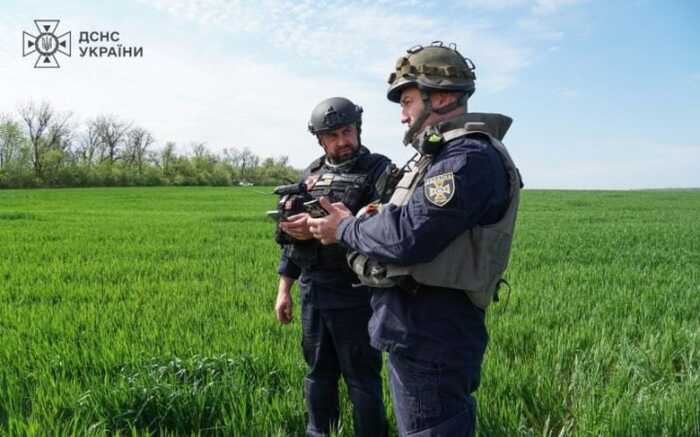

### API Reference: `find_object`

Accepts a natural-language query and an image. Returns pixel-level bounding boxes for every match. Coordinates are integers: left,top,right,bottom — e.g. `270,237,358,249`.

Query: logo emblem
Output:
424,172,455,207
314,173,335,187
304,174,321,191
23,20,71,68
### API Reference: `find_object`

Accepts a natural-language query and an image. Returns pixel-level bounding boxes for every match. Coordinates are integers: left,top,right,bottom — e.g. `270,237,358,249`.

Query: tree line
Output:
0,101,301,189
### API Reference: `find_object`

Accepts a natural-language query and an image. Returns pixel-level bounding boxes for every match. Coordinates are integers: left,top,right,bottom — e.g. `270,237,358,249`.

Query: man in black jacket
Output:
275,97,390,437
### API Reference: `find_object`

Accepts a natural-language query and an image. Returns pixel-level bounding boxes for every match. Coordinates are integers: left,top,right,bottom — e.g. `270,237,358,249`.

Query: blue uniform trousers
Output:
301,302,387,437
388,352,480,437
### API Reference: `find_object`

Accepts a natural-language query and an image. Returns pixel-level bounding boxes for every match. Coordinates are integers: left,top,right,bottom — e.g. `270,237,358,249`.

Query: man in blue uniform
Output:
308,43,522,436
274,97,390,437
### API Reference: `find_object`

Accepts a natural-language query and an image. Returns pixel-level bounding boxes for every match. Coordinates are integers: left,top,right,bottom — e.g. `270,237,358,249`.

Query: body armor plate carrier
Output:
286,147,376,271
348,114,522,309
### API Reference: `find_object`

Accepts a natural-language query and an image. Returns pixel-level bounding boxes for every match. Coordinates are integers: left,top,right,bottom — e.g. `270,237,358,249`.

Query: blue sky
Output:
1,0,698,189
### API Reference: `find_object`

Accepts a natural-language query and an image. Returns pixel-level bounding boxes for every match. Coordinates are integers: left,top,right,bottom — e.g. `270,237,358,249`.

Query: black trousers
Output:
301,303,387,437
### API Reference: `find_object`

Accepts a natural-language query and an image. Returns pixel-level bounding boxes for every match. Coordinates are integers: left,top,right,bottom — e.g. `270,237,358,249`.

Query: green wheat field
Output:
1,187,698,436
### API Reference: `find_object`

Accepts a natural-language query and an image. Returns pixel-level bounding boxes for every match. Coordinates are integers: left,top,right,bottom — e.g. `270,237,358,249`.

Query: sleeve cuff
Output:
278,264,301,280
336,216,355,247
278,254,301,279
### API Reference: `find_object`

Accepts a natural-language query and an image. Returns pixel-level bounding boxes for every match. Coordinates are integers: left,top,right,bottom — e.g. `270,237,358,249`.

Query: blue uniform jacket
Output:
336,135,511,365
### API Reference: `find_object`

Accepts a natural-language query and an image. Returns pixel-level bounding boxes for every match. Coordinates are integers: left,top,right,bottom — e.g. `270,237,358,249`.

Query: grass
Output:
0,187,698,436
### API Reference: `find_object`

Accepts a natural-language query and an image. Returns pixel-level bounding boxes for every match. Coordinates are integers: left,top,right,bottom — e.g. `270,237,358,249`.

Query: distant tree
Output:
160,141,177,178
222,147,242,167
238,147,259,182
94,115,130,164
0,115,24,170
76,118,104,166
124,127,154,175
18,101,71,178
276,155,289,167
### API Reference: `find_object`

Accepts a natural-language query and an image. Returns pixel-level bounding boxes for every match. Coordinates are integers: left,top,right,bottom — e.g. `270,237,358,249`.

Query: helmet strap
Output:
403,89,433,146
405,92,468,154
432,92,465,115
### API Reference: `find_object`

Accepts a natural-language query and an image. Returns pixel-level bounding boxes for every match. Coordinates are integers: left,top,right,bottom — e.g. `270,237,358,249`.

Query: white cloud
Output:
464,0,529,10
510,0,588,44
517,16,565,41
532,0,586,16
462,0,586,14
138,0,533,94
555,87,580,98
0,14,22,61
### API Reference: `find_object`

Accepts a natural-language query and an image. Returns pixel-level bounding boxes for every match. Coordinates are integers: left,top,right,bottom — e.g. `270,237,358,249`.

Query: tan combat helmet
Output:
387,41,476,146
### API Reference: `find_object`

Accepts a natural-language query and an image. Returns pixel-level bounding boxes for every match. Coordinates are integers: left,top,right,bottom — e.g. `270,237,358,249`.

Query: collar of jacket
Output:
434,112,513,141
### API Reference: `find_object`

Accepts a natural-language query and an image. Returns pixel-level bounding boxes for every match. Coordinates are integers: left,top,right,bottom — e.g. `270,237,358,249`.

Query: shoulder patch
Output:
424,172,455,207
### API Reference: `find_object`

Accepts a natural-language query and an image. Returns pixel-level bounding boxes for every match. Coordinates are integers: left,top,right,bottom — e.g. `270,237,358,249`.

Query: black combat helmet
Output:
308,97,363,136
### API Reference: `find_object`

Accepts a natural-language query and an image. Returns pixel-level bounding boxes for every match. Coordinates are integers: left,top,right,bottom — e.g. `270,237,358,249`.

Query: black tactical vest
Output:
286,147,379,270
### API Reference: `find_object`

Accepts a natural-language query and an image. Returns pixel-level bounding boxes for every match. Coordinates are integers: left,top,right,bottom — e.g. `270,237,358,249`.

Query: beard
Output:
328,144,358,163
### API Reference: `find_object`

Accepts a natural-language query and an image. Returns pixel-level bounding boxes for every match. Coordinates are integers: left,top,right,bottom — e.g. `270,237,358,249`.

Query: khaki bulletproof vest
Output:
370,124,521,309
347,116,521,309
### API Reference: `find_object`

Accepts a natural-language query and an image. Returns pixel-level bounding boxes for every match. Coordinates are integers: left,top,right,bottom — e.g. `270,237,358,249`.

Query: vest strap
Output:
441,122,491,143
442,128,467,143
